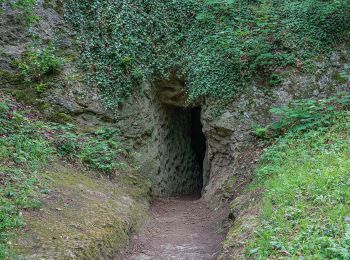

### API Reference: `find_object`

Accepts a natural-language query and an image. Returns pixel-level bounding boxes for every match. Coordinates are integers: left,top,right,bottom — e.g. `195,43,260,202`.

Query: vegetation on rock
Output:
0,92,140,257
16,43,64,83
0,0,38,24
65,0,350,106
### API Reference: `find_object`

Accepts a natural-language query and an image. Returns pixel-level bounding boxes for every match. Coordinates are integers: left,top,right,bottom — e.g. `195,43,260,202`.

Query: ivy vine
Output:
65,0,350,107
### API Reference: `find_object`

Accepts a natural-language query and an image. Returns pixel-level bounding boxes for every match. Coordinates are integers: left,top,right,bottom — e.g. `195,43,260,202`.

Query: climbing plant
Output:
65,0,350,107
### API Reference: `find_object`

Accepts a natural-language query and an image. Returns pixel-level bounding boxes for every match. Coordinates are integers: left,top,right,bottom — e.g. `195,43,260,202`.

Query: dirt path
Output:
116,197,225,260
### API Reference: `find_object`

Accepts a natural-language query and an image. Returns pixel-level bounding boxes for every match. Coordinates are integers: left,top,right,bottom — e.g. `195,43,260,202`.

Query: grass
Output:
0,93,132,257
248,112,350,259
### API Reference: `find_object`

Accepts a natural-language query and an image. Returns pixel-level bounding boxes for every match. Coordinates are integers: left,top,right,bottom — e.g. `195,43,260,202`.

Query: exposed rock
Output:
2,4,350,258
116,49,350,202
11,163,150,259
0,1,111,126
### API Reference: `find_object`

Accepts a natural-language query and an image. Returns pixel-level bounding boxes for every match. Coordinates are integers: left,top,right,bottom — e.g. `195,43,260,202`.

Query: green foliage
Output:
0,0,38,25
0,103,53,167
248,113,350,258
0,98,46,257
333,72,348,84
253,92,350,139
65,0,350,106
17,44,63,83
48,112,73,124
0,95,129,256
54,130,79,159
34,83,49,93
251,123,270,139
0,167,42,258
78,137,124,174
53,126,126,175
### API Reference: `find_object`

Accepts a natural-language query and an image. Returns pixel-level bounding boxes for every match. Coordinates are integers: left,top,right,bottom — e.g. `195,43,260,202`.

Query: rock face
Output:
117,80,204,196
117,51,350,201
0,1,111,126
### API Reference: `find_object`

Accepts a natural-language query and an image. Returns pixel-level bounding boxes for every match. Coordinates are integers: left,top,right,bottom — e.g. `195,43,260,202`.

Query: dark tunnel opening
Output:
190,107,206,193
155,103,207,197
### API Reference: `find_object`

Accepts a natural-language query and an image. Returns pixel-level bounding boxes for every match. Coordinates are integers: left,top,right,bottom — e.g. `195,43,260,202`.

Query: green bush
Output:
253,92,350,139
17,44,63,82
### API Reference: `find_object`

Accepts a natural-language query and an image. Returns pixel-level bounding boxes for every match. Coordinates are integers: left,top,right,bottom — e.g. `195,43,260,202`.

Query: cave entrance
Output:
155,102,207,197
191,107,206,191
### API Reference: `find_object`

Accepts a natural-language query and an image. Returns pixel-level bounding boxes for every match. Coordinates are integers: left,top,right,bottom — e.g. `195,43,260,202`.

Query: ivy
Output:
65,0,350,107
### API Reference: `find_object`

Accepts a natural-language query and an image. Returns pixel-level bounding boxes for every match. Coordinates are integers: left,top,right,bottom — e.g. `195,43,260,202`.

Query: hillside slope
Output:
0,92,150,258
221,94,350,258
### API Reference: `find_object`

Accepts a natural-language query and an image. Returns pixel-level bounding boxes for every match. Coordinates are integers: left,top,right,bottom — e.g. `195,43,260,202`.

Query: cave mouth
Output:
155,103,207,197
190,107,206,194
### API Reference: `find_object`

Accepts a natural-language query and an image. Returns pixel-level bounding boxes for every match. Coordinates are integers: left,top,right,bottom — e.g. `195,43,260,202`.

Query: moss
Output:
48,112,73,123
100,115,116,123
222,176,237,199
0,70,24,86
11,89,40,105
219,192,262,259
63,53,79,63
37,102,52,111
11,163,150,258
332,72,348,84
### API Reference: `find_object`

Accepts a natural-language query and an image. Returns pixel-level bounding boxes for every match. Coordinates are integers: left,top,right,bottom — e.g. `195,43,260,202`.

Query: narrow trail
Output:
117,197,225,260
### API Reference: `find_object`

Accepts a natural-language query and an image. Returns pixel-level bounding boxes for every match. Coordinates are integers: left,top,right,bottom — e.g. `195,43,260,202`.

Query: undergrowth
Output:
0,94,129,257
16,43,64,83
248,94,350,258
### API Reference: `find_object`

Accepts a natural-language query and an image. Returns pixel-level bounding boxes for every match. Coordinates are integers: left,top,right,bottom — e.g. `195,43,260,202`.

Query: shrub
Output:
253,92,350,139
17,44,63,82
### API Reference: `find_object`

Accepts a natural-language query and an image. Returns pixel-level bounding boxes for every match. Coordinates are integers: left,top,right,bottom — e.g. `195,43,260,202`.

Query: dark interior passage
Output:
154,102,207,197
191,107,206,192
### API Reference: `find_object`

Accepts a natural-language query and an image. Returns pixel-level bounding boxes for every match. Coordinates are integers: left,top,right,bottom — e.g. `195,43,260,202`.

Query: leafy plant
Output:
78,138,124,175
0,0,38,25
253,92,350,139
65,0,350,107
0,94,130,256
17,44,63,82
52,126,127,175
251,123,270,139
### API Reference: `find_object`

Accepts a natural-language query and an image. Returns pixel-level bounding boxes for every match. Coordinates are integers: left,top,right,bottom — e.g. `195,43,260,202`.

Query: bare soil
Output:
116,197,226,260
